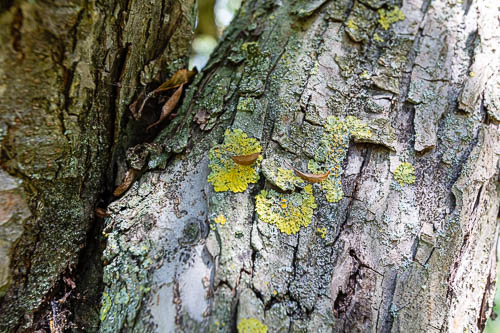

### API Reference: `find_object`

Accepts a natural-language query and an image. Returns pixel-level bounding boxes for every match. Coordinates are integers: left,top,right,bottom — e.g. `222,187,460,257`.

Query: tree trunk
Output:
1,0,499,332
0,1,196,331
98,0,500,332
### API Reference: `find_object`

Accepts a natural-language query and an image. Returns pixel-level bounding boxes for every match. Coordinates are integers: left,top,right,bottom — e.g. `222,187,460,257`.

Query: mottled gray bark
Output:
99,0,500,332
0,0,195,331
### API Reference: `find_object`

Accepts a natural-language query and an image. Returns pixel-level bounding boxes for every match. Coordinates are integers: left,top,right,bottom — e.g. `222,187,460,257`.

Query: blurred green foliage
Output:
485,261,500,333
190,0,241,69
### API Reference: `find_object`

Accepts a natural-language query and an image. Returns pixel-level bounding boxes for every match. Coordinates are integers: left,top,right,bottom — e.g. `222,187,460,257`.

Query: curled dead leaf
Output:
95,207,110,218
293,168,330,183
154,68,197,93
231,152,261,166
134,68,197,119
129,90,146,119
63,276,76,289
113,169,140,197
146,84,183,131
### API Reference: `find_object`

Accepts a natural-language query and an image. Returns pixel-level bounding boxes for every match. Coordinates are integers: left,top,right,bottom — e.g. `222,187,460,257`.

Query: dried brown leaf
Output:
129,90,145,119
231,152,261,166
113,168,140,197
154,68,197,94
63,276,76,289
146,84,183,131
95,207,110,218
293,168,330,183
134,68,196,119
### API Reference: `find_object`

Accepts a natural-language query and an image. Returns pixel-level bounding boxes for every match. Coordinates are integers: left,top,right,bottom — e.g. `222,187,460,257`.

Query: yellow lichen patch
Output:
241,41,259,53
360,71,371,79
237,318,268,333
394,162,416,186
100,292,112,321
275,167,304,190
208,129,262,192
255,185,316,235
214,214,227,226
310,116,371,203
378,7,405,30
373,33,384,42
347,19,358,31
322,178,344,202
317,227,327,239
261,159,304,192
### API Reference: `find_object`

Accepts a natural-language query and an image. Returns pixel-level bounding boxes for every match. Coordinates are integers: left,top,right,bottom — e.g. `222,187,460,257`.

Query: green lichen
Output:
255,184,316,235
239,41,270,96
360,70,371,79
346,19,358,31
237,318,268,333
100,292,112,321
275,167,304,191
311,116,371,202
394,162,416,186
343,2,380,42
237,97,256,113
241,41,260,54
207,129,262,192
100,213,158,332
378,7,405,30
373,33,384,42
317,227,327,239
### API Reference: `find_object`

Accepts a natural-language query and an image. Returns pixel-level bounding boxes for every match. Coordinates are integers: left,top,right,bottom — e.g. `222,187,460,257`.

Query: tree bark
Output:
98,0,500,332
1,0,499,332
0,1,195,331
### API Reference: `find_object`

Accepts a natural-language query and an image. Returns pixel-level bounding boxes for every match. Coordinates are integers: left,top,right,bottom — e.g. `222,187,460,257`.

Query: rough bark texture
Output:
0,0,195,331
99,0,500,332
1,0,499,332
